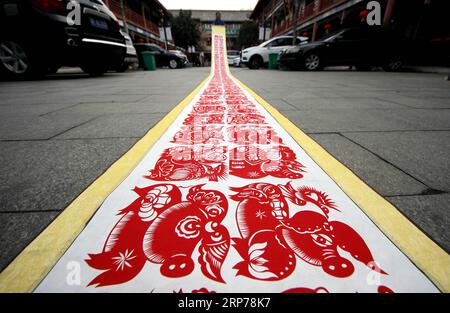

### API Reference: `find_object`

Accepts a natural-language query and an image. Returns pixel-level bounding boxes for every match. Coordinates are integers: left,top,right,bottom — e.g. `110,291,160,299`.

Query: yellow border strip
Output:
1,25,448,292
230,75,450,293
0,74,211,293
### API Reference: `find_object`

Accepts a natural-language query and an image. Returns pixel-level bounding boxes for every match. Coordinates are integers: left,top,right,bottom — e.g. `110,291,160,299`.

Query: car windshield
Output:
260,39,274,47
321,30,345,42
227,51,239,56
150,45,165,52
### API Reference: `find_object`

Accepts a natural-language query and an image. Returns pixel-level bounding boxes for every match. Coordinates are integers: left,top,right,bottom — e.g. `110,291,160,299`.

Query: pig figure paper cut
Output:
229,182,387,281
229,145,305,179
86,184,231,286
143,184,230,283
146,146,227,182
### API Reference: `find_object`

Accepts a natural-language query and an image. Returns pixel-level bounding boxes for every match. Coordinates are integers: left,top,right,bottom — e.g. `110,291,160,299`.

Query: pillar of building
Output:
142,2,148,31
312,22,318,41
340,10,346,25
383,0,396,26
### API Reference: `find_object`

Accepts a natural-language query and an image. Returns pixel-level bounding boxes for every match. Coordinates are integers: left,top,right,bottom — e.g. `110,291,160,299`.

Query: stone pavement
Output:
0,66,449,272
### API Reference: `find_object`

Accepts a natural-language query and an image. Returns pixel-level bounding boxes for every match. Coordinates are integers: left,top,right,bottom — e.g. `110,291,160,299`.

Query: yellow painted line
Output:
0,74,211,293
229,74,450,293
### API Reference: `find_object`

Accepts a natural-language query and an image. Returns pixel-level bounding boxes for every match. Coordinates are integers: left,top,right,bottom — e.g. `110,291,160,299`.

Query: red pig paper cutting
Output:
35,26,438,293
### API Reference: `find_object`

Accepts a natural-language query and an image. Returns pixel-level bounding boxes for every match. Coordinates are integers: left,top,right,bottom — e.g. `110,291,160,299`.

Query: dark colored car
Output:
134,43,188,69
0,0,126,78
278,27,407,71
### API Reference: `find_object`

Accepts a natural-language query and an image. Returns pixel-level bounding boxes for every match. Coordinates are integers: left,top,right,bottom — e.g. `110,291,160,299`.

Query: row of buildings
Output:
169,10,252,53
102,0,173,47
251,0,448,41
101,1,251,53
250,0,449,64
103,1,449,65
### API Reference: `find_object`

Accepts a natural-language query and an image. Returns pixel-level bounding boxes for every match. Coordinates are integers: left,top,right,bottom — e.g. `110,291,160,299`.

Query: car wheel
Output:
383,56,403,72
248,55,262,69
304,53,322,71
0,40,45,79
169,59,178,69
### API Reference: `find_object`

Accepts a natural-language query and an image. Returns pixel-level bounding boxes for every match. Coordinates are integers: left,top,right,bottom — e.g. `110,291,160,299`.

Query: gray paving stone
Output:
344,131,450,192
262,98,298,111
281,109,450,133
41,101,176,116
0,138,137,213
387,194,450,253
310,133,427,196
0,114,97,140
284,97,406,110
53,113,164,139
378,95,450,109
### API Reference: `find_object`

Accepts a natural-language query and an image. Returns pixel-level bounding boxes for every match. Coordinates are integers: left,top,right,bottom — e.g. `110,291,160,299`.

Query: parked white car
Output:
232,56,241,67
227,50,240,65
240,36,308,69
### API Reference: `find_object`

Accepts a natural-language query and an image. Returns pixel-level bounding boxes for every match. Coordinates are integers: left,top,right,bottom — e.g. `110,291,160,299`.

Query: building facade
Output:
250,0,449,65
252,0,395,41
169,10,252,53
103,0,173,48
251,0,449,42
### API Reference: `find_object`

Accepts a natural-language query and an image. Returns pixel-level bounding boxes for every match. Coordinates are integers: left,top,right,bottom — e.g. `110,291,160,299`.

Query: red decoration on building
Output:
359,9,369,18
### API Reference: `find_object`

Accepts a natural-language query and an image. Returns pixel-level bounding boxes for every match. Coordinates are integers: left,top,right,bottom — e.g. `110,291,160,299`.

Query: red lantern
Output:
324,23,332,31
302,31,309,37
359,9,369,18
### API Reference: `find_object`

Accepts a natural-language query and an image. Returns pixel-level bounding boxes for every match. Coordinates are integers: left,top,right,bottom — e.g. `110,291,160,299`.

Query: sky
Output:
159,0,259,11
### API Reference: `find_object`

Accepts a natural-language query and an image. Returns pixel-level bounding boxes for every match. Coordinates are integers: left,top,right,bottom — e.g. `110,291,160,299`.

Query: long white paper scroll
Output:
35,26,438,293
